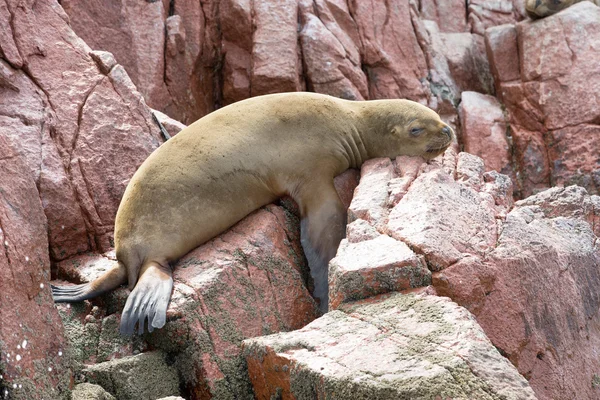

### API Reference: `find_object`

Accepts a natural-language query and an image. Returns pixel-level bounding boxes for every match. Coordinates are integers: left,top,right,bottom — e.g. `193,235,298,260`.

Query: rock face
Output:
0,0,162,397
244,293,537,400
3,0,600,399
58,0,527,124
333,150,600,400
486,2,600,197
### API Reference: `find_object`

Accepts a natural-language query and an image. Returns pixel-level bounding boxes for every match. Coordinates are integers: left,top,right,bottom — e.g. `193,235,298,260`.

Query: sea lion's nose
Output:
441,126,451,138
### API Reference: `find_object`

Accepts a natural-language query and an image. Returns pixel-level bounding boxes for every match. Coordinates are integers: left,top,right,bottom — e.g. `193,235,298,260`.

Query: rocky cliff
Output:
1,1,599,399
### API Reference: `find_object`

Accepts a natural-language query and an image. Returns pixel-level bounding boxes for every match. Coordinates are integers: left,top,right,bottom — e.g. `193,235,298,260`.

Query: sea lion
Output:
52,92,454,335
525,0,599,18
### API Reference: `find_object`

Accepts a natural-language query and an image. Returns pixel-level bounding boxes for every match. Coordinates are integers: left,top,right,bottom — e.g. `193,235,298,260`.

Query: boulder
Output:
486,2,600,196
82,352,180,400
0,135,71,399
458,91,512,176
243,293,537,399
341,148,600,400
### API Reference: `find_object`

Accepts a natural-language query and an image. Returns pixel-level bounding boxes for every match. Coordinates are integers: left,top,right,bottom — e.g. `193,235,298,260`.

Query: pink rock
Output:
511,127,551,198
468,0,526,35
151,109,187,138
251,0,303,95
244,293,537,399
0,135,72,398
298,0,367,100
61,0,170,112
419,0,467,33
485,24,520,87
388,164,498,270
329,235,430,309
350,0,429,102
420,21,493,110
348,158,396,227
459,91,512,176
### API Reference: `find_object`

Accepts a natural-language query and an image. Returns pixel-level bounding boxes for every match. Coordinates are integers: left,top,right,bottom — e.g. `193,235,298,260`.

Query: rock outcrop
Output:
485,2,600,197
2,0,600,399
324,149,600,400
244,293,537,400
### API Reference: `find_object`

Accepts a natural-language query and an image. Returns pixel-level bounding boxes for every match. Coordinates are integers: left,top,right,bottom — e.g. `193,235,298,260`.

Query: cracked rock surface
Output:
243,293,537,400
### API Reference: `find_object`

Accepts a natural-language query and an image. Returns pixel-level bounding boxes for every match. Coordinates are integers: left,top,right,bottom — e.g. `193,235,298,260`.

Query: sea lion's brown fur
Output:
52,92,454,334
525,0,599,18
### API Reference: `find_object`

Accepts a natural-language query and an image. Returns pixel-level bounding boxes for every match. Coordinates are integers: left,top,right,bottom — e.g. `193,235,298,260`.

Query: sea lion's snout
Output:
441,125,452,139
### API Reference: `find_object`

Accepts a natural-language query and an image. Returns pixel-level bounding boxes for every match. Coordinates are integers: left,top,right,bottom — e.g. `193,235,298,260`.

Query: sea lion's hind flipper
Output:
119,261,173,336
51,283,93,302
51,262,127,303
298,183,346,314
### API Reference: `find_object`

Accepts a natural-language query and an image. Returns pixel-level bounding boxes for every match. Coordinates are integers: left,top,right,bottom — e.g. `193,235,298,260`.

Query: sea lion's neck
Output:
338,123,368,170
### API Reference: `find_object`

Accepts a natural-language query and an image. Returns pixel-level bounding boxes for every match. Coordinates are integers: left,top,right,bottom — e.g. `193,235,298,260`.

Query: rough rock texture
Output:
486,2,600,197
71,383,116,400
53,204,318,399
60,0,527,123
0,0,162,397
82,352,180,400
244,293,536,400
339,150,600,400
0,135,72,399
459,91,511,176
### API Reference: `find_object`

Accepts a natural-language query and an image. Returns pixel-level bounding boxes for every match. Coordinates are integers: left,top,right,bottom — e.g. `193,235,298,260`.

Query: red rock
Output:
54,204,318,398
459,91,512,176
244,293,537,400
329,235,430,309
298,0,367,100
485,2,600,197
485,24,520,89
251,0,303,95
350,0,429,102
60,0,170,113
468,0,526,35
0,135,72,399
419,0,467,33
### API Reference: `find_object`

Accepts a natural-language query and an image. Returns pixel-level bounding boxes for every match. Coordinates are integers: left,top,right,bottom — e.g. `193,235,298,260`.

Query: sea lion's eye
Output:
410,127,424,136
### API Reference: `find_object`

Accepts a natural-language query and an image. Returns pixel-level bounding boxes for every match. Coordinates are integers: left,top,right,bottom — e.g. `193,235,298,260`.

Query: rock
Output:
0,135,71,399
53,203,318,399
351,0,429,102
458,91,512,176
60,0,170,111
419,0,467,33
83,351,180,400
469,0,526,35
347,149,600,399
486,2,600,196
421,22,493,109
251,0,303,95
329,235,431,309
298,0,367,100
151,109,187,138
243,293,537,400
71,383,116,400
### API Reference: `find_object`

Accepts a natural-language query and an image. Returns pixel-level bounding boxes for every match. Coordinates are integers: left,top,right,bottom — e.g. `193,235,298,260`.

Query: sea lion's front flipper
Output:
52,263,127,302
119,261,173,335
297,182,346,314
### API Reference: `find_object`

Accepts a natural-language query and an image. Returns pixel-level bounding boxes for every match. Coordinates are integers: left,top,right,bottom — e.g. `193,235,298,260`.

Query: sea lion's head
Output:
361,99,454,160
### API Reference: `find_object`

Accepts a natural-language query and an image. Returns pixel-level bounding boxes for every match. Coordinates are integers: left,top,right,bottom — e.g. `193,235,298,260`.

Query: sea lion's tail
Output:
51,261,128,302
